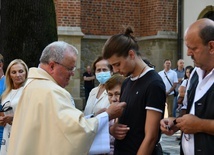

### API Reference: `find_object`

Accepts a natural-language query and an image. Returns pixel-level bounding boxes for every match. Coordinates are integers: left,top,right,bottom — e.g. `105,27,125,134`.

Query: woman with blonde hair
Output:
0,59,28,154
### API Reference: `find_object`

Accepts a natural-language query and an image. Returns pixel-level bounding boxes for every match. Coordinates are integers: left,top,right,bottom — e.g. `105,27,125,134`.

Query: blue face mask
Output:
96,71,111,84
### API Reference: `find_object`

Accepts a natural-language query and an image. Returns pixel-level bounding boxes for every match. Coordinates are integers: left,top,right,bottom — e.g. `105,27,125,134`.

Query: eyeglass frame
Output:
107,92,121,98
0,101,13,112
54,61,76,72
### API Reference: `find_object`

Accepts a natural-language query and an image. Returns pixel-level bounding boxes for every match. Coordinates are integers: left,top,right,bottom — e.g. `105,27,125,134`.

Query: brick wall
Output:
54,0,81,27
140,0,177,36
81,0,142,36
55,0,177,36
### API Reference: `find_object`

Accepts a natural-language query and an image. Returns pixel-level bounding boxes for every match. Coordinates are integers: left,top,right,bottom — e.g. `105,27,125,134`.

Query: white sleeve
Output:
181,79,187,87
181,80,189,110
89,112,110,154
173,71,178,83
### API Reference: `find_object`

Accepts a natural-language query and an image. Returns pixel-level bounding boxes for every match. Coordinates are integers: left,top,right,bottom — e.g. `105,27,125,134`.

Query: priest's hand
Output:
95,108,107,116
106,102,126,120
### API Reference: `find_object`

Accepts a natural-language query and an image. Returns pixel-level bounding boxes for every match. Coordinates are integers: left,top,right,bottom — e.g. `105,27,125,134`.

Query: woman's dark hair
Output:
102,26,140,59
184,65,194,79
92,56,112,73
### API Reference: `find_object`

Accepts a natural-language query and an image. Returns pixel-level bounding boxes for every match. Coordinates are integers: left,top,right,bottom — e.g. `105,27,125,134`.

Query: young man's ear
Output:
128,50,136,59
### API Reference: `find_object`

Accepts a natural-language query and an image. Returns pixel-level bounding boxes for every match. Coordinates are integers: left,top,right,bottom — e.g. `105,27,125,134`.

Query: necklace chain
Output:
131,65,147,80
122,65,148,96
120,65,148,121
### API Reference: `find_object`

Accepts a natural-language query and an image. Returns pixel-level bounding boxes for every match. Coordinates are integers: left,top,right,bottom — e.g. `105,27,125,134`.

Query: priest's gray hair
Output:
39,41,78,64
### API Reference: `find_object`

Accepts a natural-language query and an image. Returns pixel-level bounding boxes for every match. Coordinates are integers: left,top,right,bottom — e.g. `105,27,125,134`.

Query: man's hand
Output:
110,123,130,140
176,114,200,134
106,102,126,120
160,117,178,136
166,91,171,96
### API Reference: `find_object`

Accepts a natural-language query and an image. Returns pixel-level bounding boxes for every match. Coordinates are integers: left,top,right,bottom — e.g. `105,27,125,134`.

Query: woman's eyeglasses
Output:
108,93,120,98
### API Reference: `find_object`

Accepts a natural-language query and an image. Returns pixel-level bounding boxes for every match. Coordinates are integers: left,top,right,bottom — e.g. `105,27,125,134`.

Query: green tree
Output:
0,0,57,70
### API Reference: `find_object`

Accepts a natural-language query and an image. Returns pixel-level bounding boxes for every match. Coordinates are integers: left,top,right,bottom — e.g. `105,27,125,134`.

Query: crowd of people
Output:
0,18,213,155
161,18,214,155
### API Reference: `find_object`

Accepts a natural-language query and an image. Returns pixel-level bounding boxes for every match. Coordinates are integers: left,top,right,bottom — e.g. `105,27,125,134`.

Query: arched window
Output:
204,11,214,20
198,5,214,21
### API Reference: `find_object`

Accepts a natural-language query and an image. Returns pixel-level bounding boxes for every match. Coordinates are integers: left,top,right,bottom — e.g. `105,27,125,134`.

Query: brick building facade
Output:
55,0,177,36
54,0,178,109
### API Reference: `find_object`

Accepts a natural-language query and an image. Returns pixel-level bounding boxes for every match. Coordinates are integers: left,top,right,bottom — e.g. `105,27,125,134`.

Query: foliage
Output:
0,0,58,70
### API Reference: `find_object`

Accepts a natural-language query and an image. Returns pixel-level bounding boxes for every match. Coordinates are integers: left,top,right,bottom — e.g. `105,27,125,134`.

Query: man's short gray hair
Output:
39,41,78,63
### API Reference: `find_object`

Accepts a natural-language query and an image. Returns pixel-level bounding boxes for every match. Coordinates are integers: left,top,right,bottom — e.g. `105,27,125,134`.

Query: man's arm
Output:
200,119,214,135
137,110,162,155
166,71,179,95
83,75,95,81
166,83,177,95
176,114,214,135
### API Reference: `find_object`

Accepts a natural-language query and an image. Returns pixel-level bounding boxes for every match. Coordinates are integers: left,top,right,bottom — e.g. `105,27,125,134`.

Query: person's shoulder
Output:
90,86,99,93
0,77,5,83
158,70,164,74
170,69,177,74
0,76,5,80
146,69,157,76
169,69,176,72
173,68,179,74
144,70,164,83
152,72,165,82
181,79,187,85
144,73,165,90
83,71,87,75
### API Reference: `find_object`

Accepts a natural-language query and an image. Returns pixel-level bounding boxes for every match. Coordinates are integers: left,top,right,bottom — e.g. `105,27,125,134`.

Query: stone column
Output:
58,26,84,110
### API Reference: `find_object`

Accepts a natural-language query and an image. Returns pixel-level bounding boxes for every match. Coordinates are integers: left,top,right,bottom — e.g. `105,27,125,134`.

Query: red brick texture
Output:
140,0,177,36
54,0,81,27
54,0,177,37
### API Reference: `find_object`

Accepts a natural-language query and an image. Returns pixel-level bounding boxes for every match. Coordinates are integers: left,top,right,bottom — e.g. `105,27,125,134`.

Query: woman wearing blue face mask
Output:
84,56,112,116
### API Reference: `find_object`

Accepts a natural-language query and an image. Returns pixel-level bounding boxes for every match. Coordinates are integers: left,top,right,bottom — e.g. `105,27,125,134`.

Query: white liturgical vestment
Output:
8,68,109,155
